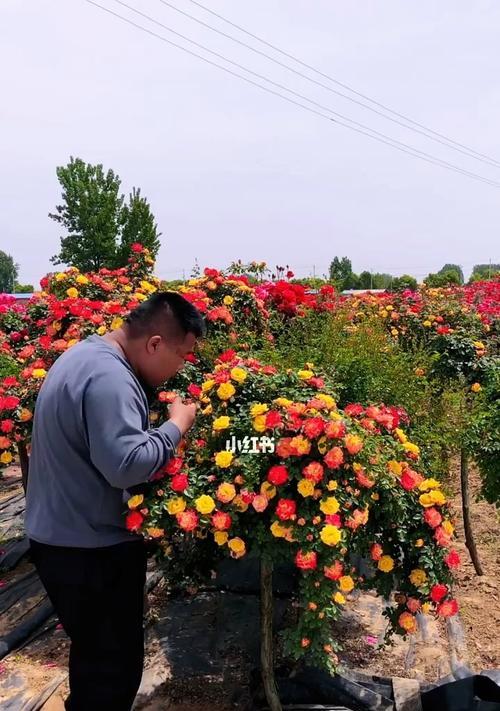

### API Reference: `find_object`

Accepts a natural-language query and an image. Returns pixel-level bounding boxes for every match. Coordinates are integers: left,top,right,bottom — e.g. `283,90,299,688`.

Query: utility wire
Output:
184,0,500,169
86,0,500,187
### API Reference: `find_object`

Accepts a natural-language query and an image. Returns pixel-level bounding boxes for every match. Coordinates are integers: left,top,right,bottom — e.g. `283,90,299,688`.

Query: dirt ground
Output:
0,461,498,710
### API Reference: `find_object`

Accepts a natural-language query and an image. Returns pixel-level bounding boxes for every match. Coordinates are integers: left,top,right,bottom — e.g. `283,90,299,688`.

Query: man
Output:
25,291,205,711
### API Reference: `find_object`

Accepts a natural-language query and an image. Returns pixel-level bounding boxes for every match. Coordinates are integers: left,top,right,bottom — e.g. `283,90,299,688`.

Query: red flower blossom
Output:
303,417,325,439
131,242,144,253
437,599,459,617
302,461,324,483
171,474,189,493
164,457,184,475
267,465,289,486
275,498,296,521
355,467,375,489
370,543,383,561
0,420,14,434
325,513,342,526
187,384,202,398
0,396,20,411
344,404,364,417
265,410,283,429
400,468,424,491
430,584,448,602
323,560,343,580
325,421,346,439
176,509,199,531
295,550,317,570
126,510,144,532
211,511,232,530
323,447,344,469
424,507,442,529
444,549,461,568
434,526,452,547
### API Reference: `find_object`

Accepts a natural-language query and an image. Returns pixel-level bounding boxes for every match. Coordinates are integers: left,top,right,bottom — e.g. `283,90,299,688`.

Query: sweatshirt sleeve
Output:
83,371,181,489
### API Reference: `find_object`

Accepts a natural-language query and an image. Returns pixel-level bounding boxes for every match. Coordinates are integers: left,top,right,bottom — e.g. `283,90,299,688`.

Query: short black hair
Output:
125,291,206,341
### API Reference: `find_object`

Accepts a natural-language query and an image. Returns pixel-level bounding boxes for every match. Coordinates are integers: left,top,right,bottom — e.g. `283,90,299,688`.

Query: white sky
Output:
1,0,499,285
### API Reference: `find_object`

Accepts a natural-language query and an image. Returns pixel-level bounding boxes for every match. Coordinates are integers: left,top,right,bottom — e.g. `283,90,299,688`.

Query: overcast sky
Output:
1,0,499,286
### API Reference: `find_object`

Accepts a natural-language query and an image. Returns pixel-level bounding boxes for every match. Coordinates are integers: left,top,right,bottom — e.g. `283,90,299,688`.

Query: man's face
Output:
138,331,197,387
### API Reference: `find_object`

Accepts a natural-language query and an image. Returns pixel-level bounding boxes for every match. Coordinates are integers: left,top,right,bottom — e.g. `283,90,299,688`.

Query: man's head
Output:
121,292,205,387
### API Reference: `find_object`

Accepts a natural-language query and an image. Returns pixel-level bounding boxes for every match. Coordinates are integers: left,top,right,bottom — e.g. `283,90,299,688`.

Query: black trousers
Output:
29,539,147,711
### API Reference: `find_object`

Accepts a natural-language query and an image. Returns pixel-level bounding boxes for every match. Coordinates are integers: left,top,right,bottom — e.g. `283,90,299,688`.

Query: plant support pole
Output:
460,449,483,576
260,557,282,711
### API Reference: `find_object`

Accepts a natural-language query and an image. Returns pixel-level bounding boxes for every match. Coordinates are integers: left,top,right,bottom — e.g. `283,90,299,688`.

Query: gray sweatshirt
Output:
25,334,181,548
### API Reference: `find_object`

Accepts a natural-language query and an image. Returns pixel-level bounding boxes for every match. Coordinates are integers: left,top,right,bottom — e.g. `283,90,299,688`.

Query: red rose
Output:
0,396,20,411
355,468,375,489
218,349,237,363
0,420,14,434
302,461,324,483
295,550,317,570
370,543,383,561
275,499,296,521
325,421,346,439
434,526,452,547
176,510,199,531
126,511,144,532
164,457,184,475
323,447,344,470
211,511,232,531
303,417,325,439
424,507,442,529
131,242,144,253
323,560,343,580
444,549,460,568
437,599,459,617
325,513,342,526
187,384,202,398
430,583,448,602
265,411,283,429
344,404,364,417
171,474,189,493
267,465,289,486
400,468,424,491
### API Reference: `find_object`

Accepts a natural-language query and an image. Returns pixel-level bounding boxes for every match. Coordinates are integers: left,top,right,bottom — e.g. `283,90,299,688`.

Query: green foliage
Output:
425,270,461,288
0,353,19,379
329,256,358,291
470,264,500,282
0,251,18,293
50,157,161,270
438,264,464,285
13,283,34,293
465,360,500,506
392,274,418,292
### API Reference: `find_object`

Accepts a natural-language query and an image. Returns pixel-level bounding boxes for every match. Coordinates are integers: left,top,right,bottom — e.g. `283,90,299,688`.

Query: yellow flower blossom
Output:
214,531,229,546
250,403,268,417
166,497,186,515
217,382,236,400
320,525,342,546
127,495,144,509
213,416,230,431
409,568,427,587
66,287,79,299
195,495,216,515
377,555,394,573
320,497,340,515
297,479,315,497
230,367,247,383
339,575,354,593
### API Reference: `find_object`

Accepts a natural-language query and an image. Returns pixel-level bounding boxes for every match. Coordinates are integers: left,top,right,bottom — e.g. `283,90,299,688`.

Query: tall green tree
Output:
114,187,161,267
438,263,464,285
0,250,18,293
470,263,500,282
329,256,356,290
50,157,161,271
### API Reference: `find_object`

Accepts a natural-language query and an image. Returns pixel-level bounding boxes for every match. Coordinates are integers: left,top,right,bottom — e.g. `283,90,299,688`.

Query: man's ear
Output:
147,335,162,353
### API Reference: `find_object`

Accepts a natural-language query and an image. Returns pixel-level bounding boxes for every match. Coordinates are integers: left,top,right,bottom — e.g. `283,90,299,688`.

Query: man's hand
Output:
168,396,197,436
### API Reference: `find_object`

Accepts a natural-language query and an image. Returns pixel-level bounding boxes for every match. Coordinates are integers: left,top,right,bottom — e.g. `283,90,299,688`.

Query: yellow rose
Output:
423,320,432,327
274,397,292,408
19,408,33,422
395,429,408,444
253,415,267,432
223,295,234,305
66,287,79,298
213,416,230,431
327,480,338,491
217,482,236,503
377,555,394,573
261,481,277,499
195,495,216,515
320,525,341,546
1,451,13,465
421,602,431,614
217,382,236,401
339,575,354,593
316,393,336,409
96,326,107,335
146,527,164,539
111,317,123,330
471,382,481,393
32,368,47,379
140,280,157,293
333,591,346,605
76,274,89,285
297,369,314,380
320,496,340,515
430,490,446,506
270,521,286,538
133,292,147,301
228,537,246,558
418,478,441,491
215,450,233,468
123,285,133,292
409,568,427,587
214,531,229,546
230,367,247,383
297,479,315,497
166,497,186,515
55,272,67,281
250,403,268,417
127,494,144,509
403,442,420,456
442,520,454,536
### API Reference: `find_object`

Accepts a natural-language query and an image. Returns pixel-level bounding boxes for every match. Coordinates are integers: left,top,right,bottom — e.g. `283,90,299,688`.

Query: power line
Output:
184,0,500,170
86,1,500,188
